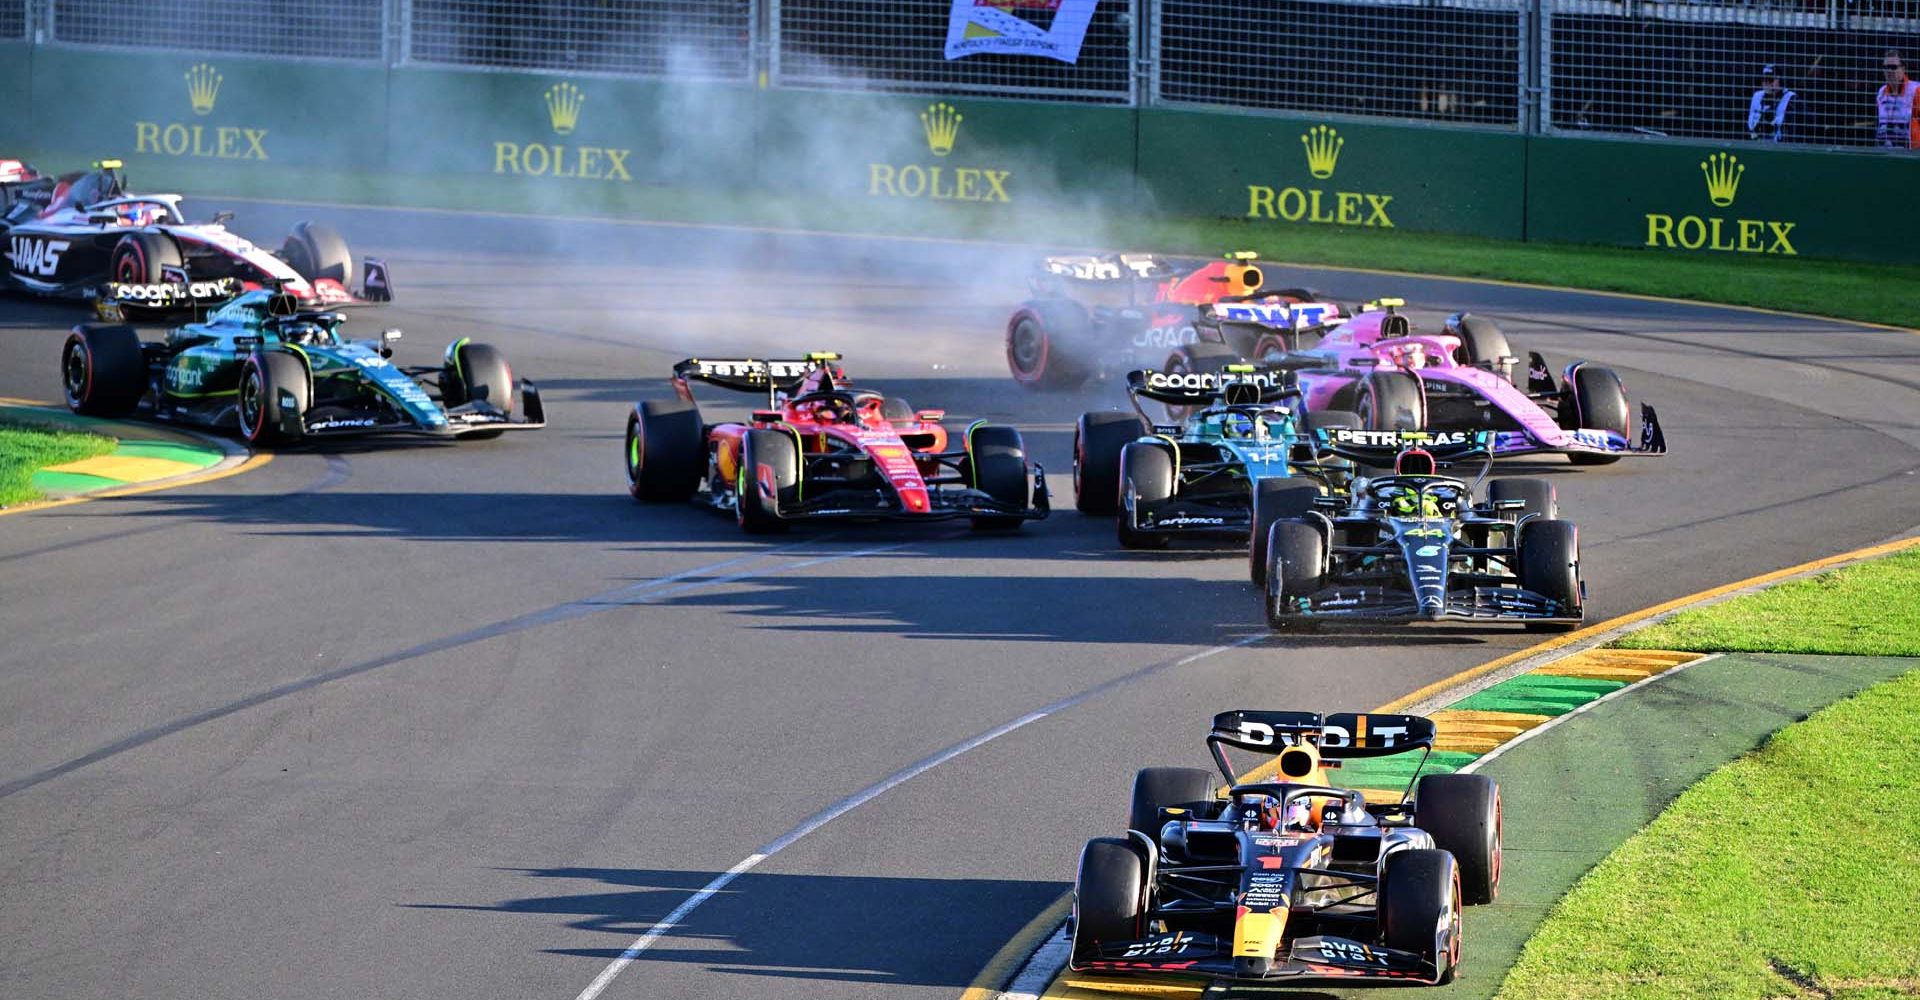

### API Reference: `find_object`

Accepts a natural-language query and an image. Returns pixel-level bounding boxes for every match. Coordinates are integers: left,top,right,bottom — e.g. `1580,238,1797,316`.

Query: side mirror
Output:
380,328,402,357
751,409,783,424
914,409,945,423
1494,499,1527,510
211,211,235,226
86,213,118,225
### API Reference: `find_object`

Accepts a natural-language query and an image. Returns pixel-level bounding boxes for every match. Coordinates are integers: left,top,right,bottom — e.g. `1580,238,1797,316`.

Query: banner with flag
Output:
943,0,1100,64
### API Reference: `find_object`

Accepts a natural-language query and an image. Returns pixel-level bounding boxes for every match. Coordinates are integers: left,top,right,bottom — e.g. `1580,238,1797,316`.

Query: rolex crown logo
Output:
545,82,585,136
185,63,223,116
1700,151,1744,207
921,102,962,157
1301,124,1344,180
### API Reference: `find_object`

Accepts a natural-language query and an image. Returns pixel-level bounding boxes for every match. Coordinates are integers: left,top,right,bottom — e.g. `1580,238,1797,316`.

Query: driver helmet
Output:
1387,488,1443,520
278,321,328,346
117,203,166,227
1222,411,1256,439
807,396,855,424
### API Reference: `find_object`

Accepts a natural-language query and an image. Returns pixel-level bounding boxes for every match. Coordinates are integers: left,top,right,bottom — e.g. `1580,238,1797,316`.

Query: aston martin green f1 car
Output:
60,288,544,444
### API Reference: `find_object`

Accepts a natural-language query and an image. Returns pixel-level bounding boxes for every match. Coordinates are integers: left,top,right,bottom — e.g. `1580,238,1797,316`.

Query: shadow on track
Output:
409,867,1067,990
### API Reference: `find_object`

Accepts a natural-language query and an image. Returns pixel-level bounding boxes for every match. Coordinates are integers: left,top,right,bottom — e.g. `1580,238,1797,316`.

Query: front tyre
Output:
237,352,309,445
737,428,798,534
1264,519,1324,632
1116,441,1174,550
1249,481,1322,587
281,220,357,289
1357,371,1426,431
1074,411,1145,516
1381,849,1461,985
1518,518,1582,628
1073,838,1147,960
1565,365,1630,466
964,424,1032,531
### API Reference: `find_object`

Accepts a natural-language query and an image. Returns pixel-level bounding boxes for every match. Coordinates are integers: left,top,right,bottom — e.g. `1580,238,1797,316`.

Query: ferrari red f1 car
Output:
2,158,389,314
1072,709,1500,987
1006,251,1343,390
625,354,1048,532
1250,300,1666,465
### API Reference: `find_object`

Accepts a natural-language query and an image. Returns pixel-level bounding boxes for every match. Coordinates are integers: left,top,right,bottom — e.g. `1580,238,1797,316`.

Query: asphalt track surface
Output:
1,202,1917,1000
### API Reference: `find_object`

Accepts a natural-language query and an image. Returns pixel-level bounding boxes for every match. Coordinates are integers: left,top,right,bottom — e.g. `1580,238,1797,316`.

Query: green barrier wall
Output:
4,46,1914,262
27,49,387,176
755,90,1136,206
1138,110,1528,240
1525,136,1919,263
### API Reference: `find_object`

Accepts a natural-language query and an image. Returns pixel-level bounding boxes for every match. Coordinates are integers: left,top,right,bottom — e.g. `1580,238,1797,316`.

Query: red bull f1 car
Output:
1071,709,1500,987
625,354,1049,532
1006,251,1344,390
2,158,389,314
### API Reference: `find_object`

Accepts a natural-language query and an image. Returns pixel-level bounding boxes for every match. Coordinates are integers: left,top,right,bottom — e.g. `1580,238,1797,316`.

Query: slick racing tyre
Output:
964,424,1031,531
737,428,798,534
61,325,146,417
237,351,309,445
1381,849,1461,985
1518,519,1582,629
1415,773,1503,905
1007,301,1090,390
627,399,704,503
1074,838,1147,958
1117,441,1174,550
1563,365,1630,466
1128,766,1218,840
1264,519,1325,632
109,231,184,285
1357,371,1426,431
1074,411,1146,516
1487,478,1556,523
281,220,356,289
1249,481,1322,587
441,341,514,439
1446,313,1515,379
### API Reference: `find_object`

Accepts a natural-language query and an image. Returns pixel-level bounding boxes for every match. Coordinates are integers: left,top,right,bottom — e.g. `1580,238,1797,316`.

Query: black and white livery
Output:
2,158,389,313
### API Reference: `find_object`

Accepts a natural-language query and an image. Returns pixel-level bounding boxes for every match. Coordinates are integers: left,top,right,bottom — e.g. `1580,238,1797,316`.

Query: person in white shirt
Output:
1747,64,1795,143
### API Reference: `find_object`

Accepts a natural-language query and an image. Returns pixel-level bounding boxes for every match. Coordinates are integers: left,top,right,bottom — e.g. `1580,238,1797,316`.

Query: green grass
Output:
1615,548,1920,657
88,158,1920,332
1496,666,1920,1000
0,421,117,507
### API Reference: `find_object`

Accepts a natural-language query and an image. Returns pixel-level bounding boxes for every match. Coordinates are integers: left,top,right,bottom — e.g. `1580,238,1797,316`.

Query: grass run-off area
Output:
0,421,116,507
1499,548,1920,1000
1615,546,1920,657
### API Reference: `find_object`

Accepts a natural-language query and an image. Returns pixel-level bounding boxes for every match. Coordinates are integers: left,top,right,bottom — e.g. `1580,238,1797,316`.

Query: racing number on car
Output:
8,237,70,277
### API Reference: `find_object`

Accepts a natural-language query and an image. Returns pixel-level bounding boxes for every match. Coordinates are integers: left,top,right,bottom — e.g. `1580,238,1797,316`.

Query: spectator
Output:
1747,64,1795,142
1877,48,1919,149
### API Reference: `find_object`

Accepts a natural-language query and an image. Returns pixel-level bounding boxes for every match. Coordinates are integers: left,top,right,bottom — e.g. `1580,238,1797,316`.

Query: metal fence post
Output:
1537,0,1553,135
1522,0,1541,134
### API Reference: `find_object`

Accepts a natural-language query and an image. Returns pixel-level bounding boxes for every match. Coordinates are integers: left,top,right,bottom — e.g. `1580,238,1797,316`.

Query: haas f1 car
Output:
61,289,544,444
3,158,390,313
1261,429,1584,630
625,354,1049,533
1006,251,1343,390
1251,300,1666,465
1072,709,1501,987
1073,365,1356,572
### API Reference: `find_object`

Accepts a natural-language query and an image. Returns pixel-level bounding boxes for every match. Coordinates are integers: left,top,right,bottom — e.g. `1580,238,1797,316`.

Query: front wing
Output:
1278,583,1581,625
1075,932,1442,986
751,466,1051,522
1491,403,1667,459
280,380,546,439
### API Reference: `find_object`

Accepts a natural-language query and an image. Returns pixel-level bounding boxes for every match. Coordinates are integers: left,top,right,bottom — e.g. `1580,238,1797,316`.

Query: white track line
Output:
571,634,1266,1000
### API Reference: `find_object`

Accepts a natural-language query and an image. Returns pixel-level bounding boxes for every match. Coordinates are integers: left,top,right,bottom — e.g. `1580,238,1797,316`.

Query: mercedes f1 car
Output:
3,159,389,313
1006,251,1344,390
1260,429,1584,630
61,288,544,444
1071,709,1501,987
1250,300,1666,465
625,354,1049,533
1072,365,1356,575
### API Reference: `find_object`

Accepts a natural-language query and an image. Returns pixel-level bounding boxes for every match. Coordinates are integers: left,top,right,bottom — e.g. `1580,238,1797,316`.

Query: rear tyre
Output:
1518,519,1582,627
1449,314,1514,378
1357,371,1426,431
965,424,1031,531
281,220,356,289
1128,766,1219,840
1074,838,1146,955
1415,773,1502,905
1565,365,1630,466
1487,478,1556,523
1381,849,1460,984
627,399,704,502
237,351,309,445
737,428,798,534
61,325,147,417
1250,481,1322,586
1264,519,1325,632
109,231,183,284
1007,302,1089,390
1117,441,1174,550
1074,411,1146,516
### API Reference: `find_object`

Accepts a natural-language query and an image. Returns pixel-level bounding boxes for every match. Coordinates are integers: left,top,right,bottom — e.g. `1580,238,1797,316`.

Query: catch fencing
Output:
17,0,1920,147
